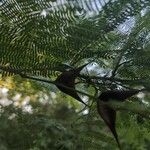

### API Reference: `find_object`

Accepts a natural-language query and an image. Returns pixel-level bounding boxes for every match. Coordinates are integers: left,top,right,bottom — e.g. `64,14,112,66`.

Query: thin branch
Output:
0,65,59,73
111,60,132,78
116,60,132,69
111,51,125,78
1,66,150,118
1,65,148,93
1,64,148,87
80,74,148,85
0,66,95,106
77,105,88,114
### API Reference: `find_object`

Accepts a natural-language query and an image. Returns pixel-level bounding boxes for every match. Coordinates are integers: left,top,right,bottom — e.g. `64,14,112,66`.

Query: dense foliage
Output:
0,0,150,149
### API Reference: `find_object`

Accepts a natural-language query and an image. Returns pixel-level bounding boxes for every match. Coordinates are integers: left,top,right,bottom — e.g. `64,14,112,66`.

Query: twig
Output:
20,74,96,107
1,64,147,87
111,51,125,78
80,74,148,85
0,66,95,106
0,65,58,73
22,78,150,119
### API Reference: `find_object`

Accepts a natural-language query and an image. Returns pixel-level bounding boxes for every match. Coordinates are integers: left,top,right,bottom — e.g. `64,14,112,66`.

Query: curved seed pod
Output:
55,64,88,105
97,89,145,149
99,89,144,102
97,101,121,149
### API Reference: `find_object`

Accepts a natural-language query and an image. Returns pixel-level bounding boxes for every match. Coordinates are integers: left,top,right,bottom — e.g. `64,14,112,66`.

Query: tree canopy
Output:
0,0,150,150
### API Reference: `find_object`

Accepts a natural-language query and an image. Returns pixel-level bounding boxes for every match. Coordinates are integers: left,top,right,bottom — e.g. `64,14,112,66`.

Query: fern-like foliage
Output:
0,0,150,149
0,0,150,77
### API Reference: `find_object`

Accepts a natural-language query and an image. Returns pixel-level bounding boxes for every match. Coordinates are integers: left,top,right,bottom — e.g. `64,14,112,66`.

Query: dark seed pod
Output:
97,101,121,149
97,89,145,149
99,89,144,102
55,64,88,105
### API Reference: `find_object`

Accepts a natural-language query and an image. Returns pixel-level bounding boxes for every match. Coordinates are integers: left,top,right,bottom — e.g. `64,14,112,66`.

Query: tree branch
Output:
0,65,94,106
80,74,148,85
111,51,124,78
1,65,150,118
